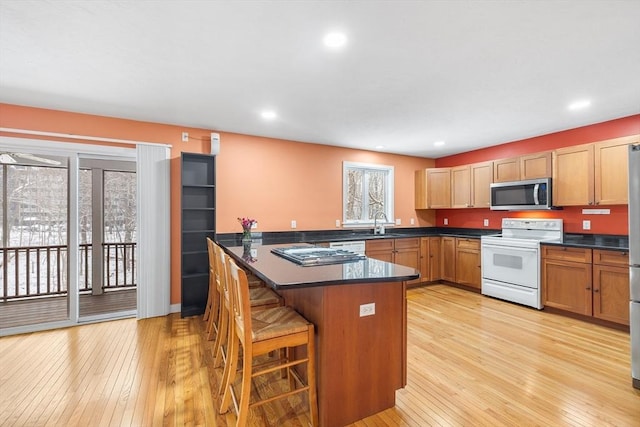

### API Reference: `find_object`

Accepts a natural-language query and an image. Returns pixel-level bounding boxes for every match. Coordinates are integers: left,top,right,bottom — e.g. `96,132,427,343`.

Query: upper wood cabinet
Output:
426,168,451,209
414,169,428,209
450,161,492,208
594,137,634,205
553,135,637,206
553,143,594,206
493,152,551,183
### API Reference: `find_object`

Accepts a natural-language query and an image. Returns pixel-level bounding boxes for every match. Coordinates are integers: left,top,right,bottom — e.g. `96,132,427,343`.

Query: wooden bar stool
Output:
220,257,319,427
204,237,221,341
212,244,282,371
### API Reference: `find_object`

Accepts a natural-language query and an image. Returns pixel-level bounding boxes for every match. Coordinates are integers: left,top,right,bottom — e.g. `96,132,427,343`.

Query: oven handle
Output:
481,244,539,253
533,183,540,205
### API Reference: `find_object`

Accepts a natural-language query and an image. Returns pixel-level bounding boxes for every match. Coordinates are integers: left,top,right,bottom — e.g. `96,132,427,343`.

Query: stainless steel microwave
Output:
490,178,552,210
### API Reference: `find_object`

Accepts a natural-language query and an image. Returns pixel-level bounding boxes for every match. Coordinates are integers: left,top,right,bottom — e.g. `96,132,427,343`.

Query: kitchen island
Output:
222,242,419,427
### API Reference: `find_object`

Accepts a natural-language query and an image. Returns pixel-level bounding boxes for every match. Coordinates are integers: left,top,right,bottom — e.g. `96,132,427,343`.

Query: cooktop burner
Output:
271,246,365,266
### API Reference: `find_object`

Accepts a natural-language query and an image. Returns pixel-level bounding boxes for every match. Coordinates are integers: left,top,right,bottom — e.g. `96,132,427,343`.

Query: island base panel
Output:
281,281,406,427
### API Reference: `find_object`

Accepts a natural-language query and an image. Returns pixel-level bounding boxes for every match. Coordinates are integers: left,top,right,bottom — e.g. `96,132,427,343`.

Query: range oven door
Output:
481,241,539,289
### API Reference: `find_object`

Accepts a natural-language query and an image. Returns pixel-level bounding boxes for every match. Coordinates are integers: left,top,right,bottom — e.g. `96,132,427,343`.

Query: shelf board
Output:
182,229,216,234
182,184,215,188
182,208,215,211
182,250,208,256
182,272,209,279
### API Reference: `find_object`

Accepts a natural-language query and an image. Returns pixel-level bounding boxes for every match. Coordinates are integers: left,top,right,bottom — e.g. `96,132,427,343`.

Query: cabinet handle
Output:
586,287,591,291
594,288,600,293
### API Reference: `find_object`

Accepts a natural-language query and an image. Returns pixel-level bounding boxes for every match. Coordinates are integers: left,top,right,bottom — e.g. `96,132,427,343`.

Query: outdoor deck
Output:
0,289,136,329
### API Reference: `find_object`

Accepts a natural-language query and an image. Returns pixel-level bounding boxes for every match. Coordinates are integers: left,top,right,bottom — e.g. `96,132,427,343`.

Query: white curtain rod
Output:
0,127,172,148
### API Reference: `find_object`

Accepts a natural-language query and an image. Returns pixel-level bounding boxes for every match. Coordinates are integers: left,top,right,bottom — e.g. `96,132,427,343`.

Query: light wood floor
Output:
0,289,137,329
0,284,638,426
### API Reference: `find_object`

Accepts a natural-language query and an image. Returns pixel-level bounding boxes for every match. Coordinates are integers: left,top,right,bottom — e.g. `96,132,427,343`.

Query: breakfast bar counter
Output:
221,242,419,427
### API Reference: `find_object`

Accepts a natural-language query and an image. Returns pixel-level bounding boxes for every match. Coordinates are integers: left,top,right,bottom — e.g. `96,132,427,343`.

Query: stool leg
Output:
213,303,228,368
236,342,253,427
307,325,319,427
219,332,240,414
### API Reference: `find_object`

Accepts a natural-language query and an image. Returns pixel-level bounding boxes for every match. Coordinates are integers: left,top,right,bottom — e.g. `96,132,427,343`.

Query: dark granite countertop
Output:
217,228,629,251
542,234,629,251
216,227,498,246
220,242,420,290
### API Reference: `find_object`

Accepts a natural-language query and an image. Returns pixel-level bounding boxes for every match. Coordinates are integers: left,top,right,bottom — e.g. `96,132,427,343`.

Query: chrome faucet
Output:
373,211,388,235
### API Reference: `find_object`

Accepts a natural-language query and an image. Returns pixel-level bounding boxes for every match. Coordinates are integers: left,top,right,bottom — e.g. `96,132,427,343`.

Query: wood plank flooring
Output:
0,289,137,329
0,284,638,426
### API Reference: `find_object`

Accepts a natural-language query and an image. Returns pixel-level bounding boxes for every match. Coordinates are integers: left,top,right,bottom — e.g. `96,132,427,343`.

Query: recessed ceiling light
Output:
375,145,385,150
434,141,445,147
323,32,347,48
261,110,277,120
568,100,591,111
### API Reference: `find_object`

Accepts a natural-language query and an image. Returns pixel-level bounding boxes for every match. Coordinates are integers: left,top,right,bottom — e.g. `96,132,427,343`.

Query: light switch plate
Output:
483,219,489,227
582,220,591,230
335,219,341,227
444,218,449,225
395,218,401,225
291,220,297,229
410,218,415,225
251,222,258,229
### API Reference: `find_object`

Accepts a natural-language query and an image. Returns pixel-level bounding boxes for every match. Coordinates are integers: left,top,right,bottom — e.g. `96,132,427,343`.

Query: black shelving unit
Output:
181,153,216,317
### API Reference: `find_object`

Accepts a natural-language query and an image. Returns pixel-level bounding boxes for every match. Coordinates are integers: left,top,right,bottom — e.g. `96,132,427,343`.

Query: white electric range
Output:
481,218,563,309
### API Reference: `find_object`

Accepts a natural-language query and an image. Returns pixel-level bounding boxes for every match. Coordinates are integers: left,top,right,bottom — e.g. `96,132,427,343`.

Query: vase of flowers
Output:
238,217,257,242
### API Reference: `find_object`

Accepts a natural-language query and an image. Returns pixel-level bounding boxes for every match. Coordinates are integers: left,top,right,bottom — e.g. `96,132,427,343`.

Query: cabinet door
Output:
553,144,594,206
415,169,428,209
441,237,456,282
520,151,551,180
426,169,451,208
455,238,481,288
470,162,492,208
429,237,441,281
594,137,633,205
395,239,421,286
593,264,630,325
419,238,430,282
493,157,520,183
366,239,395,263
450,166,470,208
542,258,592,315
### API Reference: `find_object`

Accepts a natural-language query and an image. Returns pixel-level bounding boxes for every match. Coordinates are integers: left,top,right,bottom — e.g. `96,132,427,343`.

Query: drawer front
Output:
593,249,629,266
456,237,480,250
365,239,394,252
394,237,420,249
542,246,592,263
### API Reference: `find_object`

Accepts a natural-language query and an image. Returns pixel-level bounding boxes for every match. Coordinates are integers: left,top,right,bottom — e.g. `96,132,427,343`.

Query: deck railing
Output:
0,242,136,302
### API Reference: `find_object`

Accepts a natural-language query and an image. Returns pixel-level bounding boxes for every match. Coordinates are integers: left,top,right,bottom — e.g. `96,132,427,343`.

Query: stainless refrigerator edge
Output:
629,144,640,390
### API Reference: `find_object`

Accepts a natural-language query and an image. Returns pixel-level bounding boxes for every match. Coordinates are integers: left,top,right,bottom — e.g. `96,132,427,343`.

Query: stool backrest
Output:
214,243,231,309
206,237,216,280
227,257,252,344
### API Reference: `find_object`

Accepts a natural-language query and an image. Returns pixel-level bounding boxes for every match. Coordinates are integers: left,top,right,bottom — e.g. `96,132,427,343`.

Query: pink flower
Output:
237,217,257,230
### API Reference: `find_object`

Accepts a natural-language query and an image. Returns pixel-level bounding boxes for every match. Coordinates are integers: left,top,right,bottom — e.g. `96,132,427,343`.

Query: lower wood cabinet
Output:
441,237,456,282
542,246,629,326
366,238,421,286
592,249,630,325
419,237,441,283
455,238,481,289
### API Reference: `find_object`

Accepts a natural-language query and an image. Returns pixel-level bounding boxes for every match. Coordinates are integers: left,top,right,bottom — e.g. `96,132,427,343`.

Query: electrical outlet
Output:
483,219,489,227
335,219,341,228
359,302,375,317
395,218,401,225
181,132,189,142
251,222,258,229
410,218,415,225
291,220,297,229
583,220,591,230
444,218,449,225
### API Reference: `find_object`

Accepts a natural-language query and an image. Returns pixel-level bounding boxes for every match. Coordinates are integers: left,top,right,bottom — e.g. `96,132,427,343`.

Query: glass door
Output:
0,153,70,329
78,158,137,321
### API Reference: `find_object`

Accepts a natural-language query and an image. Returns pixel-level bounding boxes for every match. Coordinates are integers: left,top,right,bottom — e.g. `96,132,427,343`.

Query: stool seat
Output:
249,287,281,309
251,306,310,341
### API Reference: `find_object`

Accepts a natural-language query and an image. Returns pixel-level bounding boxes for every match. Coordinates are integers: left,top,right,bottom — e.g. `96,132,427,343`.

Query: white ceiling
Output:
1,1,639,158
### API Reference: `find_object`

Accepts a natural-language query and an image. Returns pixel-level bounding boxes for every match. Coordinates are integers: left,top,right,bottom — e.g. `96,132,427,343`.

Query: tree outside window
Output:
343,162,394,225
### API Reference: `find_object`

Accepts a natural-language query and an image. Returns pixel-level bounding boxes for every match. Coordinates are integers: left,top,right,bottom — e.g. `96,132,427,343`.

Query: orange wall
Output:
433,115,640,234
0,103,435,304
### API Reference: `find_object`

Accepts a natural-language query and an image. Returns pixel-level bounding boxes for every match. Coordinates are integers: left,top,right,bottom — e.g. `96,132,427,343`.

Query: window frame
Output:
342,161,394,227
